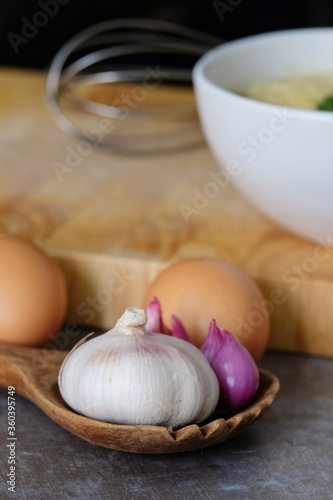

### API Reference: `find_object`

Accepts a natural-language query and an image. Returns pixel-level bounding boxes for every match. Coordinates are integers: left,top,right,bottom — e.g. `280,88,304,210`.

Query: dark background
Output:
1,0,333,69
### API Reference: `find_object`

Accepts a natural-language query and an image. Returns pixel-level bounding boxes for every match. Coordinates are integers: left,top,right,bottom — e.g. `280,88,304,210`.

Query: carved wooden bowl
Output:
0,343,280,454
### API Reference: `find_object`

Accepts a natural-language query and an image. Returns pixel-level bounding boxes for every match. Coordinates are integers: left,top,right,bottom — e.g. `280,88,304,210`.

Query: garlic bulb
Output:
58,307,219,430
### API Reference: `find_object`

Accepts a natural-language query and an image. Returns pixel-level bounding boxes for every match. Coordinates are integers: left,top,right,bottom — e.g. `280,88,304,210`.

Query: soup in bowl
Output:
193,28,333,244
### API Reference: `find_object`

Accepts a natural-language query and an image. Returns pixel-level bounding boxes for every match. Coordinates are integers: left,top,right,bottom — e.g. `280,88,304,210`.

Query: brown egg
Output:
143,257,270,362
0,235,68,346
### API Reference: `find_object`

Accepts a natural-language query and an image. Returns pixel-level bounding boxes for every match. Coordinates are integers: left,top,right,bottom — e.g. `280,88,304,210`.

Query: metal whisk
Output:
45,18,223,154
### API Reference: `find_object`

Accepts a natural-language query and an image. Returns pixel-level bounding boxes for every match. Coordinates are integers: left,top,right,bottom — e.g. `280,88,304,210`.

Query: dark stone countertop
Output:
1,351,333,500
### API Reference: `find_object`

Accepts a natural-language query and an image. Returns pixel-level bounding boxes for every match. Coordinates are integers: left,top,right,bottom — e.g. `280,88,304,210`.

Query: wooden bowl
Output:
57,367,280,454
0,343,279,454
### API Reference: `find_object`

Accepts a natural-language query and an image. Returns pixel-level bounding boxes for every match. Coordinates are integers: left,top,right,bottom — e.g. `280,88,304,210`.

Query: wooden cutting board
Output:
1,68,333,357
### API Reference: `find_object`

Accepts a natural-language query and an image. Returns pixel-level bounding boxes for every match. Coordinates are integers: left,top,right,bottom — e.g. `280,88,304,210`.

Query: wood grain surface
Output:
1,68,333,356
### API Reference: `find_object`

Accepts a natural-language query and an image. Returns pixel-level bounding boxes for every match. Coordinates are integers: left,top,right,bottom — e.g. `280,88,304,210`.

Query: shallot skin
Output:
200,321,259,412
145,296,171,335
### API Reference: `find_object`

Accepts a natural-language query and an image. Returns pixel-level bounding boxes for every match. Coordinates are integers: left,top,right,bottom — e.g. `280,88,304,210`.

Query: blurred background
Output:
1,0,333,69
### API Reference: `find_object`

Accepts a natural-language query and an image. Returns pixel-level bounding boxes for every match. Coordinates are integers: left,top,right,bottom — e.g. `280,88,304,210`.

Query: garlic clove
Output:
200,320,259,413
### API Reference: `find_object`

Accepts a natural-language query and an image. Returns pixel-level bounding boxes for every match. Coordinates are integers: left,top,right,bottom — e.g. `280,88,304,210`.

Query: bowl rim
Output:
192,27,333,121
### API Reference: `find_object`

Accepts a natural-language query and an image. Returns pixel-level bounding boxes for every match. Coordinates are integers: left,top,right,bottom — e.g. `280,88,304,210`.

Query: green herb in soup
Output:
317,95,333,111
242,71,333,110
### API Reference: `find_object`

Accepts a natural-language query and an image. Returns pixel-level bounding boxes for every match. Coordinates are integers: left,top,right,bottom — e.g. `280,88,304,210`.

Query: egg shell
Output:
0,235,68,346
142,257,270,362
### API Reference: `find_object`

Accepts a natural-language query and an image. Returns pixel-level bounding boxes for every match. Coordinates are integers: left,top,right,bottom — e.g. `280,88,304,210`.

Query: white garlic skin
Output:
58,308,219,430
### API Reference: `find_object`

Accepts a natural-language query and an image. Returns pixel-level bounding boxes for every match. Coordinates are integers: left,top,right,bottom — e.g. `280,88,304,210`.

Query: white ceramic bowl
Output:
193,28,333,244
